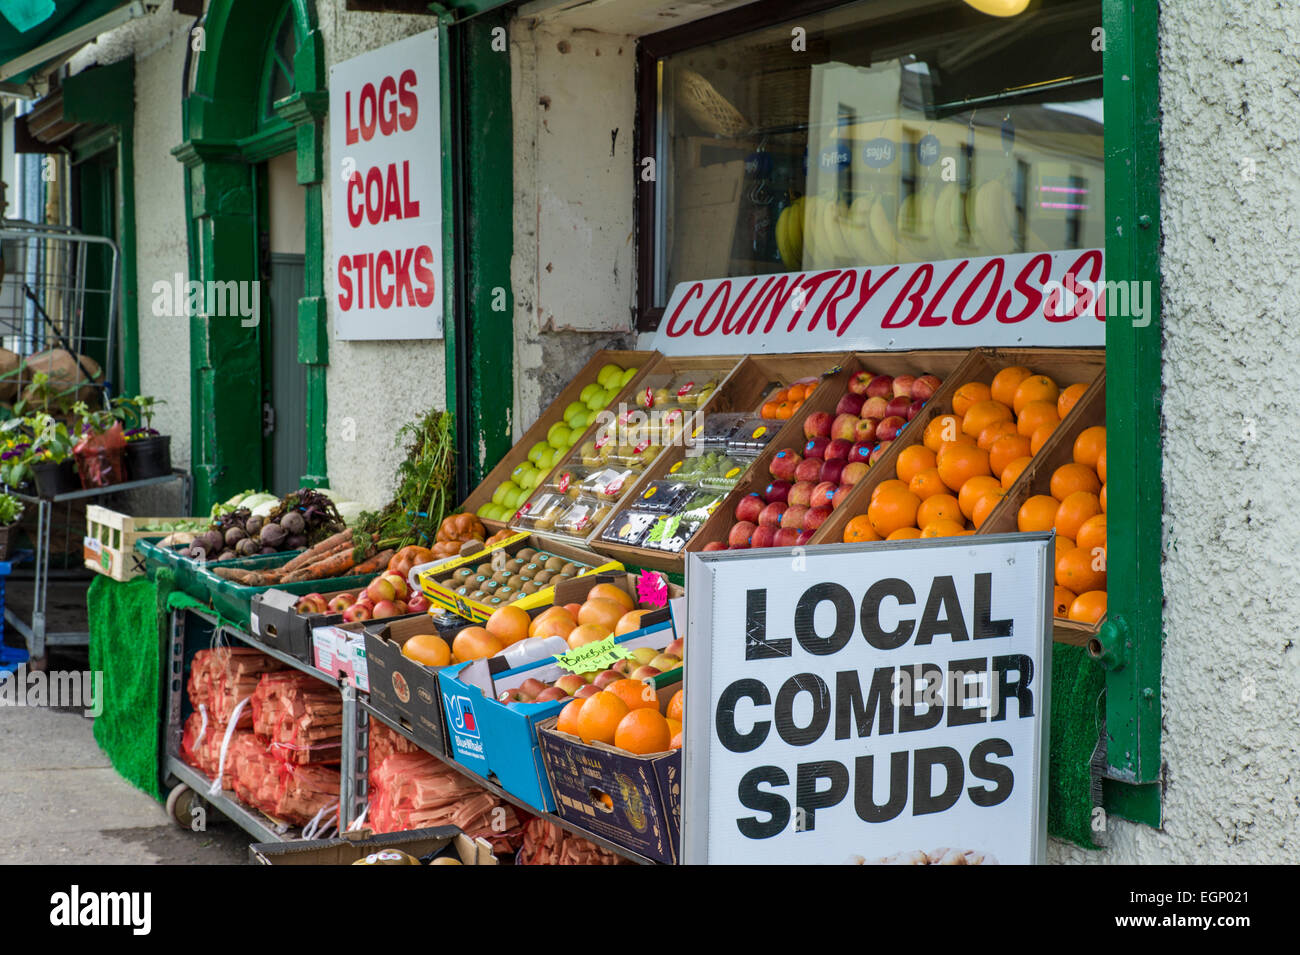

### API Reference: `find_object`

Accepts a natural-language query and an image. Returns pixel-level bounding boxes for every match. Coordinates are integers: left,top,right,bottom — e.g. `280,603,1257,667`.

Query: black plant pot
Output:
125,434,172,481
32,459,79,498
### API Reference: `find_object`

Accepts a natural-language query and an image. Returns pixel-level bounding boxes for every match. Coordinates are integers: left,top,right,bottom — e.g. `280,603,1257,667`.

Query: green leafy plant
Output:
13,371,76,417
0,413,73,487
357,408,456,551
72,400,118,437
111,394,166,433
0,492,23,525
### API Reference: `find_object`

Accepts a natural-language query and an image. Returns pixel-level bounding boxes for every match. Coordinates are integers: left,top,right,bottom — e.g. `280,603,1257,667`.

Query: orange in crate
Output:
909,467,947,500
896,445,938,484
614,709,672,755
1050,463,1101,500
921,519,966,538
1053,586,1077,618
991,366,1033,407
1012,375,1059,415
1029,421,1058,455
952,381,992,416
868,486,921,537
1068,590,1107,624
1073,426,1106,469
977,420,1019,450
1076,514,1107,554
1055,491,1102,540
1058,382,1089,419
843,514,881,543
957,475,1002,519
887,527,922,540
1018,495,1059,532
1001,456,1033,489
1056,547,1106,593
937,445,991,492
989,435,1032,478
924,415,963,453
917,493,962,528
972,489,1006,529
1016,401,1059,438
575,691,629,745
962,399,1013,438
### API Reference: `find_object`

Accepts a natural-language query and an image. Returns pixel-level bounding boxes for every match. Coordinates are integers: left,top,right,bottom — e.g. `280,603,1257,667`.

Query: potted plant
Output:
1,414,78,497
0,491,23,560
114,395,171,480
72,401,128,489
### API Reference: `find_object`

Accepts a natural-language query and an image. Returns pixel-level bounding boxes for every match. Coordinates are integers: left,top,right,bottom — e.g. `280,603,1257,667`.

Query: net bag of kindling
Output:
368,750,523,849
368,717,422,766
250,671,343,765
188,647,284,729
516,817,631,866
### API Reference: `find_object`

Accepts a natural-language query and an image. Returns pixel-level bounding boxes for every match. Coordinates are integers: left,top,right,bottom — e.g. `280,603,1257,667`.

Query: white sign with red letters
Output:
330,29,442,340
652,249,1106,355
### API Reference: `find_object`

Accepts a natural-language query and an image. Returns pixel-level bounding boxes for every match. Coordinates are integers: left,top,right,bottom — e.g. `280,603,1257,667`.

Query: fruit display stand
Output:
593,352,848,572
682,349,975,555
82,507,198,582
461,350,656,532
978,373,1108,643
815,347,1106,548
511,354,745,548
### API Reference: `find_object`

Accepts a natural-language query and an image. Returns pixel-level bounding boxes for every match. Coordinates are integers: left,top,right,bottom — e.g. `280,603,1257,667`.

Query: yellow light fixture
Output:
963,0,1032,16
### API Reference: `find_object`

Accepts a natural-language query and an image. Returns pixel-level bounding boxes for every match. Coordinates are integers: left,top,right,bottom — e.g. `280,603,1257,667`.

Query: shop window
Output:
636,0,1103,330
260,5,298,132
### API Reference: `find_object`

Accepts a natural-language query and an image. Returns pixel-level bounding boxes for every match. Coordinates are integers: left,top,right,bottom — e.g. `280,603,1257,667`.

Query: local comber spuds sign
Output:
329,29,442,340
683,536,1051,865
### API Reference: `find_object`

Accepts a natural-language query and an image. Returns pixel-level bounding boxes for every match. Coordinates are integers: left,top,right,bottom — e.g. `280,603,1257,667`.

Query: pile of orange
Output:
526,582,646,649
759,379,817,420
841,367,1093,551
556,686,684,754
1015,423,1108,624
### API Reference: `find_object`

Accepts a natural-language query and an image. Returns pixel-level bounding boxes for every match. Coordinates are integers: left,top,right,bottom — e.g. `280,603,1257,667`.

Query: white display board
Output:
652,249,1107,355
682,533,1052,865
329,29,443,340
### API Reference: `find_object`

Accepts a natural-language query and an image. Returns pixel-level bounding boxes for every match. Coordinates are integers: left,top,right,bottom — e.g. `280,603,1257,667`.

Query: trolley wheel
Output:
166,784,201,829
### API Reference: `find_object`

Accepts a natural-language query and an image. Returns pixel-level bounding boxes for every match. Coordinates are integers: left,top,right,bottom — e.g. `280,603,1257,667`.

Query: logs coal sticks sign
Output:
329,28,442,340
682,533,1052,865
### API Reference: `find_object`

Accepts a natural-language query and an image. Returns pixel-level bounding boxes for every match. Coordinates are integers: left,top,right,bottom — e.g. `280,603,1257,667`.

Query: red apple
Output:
703,541,727,551
831,414,859,442
877,415,906,441
803,412,834,440
381,573,409,600
885,396,912,419
499,689,524,704
781,505,809,530
795,529,816,545
866,374,894,398
372,599,399,619
794,457,823,483
803,436,830,459
751,525,778,548
665,638,684,657
849,442,873,465
535,687,568,702
774,528,799,547
769,449,802,482
893,374,917,398
826,438,853,462
763,480,791,504
907,398,926,421
861,396,890,419
853,417,880,444
631,665,662,681
805,505,832,531
735,493,764,524
342,604,371,623
842,462,869,485
758,501,787,527
788,481,815,507
408,592,430,613
847,371,873,396
366,577,396,603
811,481,838,508
911,375,941,401
520,677,548,698
820,459,846,484
593,670,623,689
574,684,601,699
832,485,854,509
729,521,757,549
327,594,354,613
835,393,865,416
555,674,586,695
869,440,894,464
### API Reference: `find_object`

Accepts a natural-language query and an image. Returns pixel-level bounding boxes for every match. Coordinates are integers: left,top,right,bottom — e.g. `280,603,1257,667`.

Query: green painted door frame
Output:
173,0,328,514
1096,0,1163,827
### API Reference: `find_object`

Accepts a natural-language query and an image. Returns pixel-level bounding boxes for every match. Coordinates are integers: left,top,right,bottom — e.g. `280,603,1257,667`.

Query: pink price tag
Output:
558,472,571,493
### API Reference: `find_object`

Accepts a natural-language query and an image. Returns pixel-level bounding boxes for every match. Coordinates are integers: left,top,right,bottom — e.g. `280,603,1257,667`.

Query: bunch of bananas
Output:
773,179,1021,270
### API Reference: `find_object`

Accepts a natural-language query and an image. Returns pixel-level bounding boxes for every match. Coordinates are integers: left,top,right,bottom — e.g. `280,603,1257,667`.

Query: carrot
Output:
351,548,394,577
213,567,270,586
279,530,356,573
281,552,357,584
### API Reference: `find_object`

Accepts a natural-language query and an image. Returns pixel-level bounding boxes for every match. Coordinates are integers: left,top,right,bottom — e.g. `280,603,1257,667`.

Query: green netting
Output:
1047,643,1107,849
87,572,164,801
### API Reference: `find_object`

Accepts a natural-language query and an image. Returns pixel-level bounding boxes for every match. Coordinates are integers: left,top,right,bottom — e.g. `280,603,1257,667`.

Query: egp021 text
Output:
682,533,1052,865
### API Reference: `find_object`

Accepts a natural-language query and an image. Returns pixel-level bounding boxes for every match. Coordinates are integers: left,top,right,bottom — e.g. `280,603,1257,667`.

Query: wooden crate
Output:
816,347,1105,546
516,354,746,548
979,371,1107,644
459,349,658,532
83,506,194,581
686,349,977,554
591,352,848,572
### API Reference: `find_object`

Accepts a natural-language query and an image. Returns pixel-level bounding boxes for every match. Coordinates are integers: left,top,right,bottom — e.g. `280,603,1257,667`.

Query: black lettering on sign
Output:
992,653,1035,721
794,582,854,655
898,662,944,733
947,656,988,728
853,752,908,823
796,760,850,831
736,766,790,838
915,575,969,644
968,737,1015,807
913,746,964,816
745,588,791,660
861,578,916,650
973,572,1014,639
716,679,771,752
774,673,831,746
834,667,895,739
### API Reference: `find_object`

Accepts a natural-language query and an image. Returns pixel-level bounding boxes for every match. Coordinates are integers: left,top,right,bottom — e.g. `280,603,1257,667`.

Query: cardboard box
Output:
363,612,472,757
311,624,370,691
252,586,360,664
438,622,677,813
416,531,622,622
249,826,497,865
460,349,658,532
537,678,682,864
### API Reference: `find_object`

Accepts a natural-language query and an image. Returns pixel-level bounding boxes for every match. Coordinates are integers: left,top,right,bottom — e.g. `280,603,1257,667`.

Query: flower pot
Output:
125,434,171,480
74,422,129,489
32,459,79,498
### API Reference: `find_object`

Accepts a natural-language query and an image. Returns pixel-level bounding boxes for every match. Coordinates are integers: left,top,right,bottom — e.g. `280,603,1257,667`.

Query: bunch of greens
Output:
0,492,23,525
357,408,456,552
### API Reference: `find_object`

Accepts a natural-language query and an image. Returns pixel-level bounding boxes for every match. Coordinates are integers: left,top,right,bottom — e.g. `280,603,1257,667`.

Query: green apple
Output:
568,409,589,430
579,383,601,404
527,441,549,465
511,462,533,485
492,480,518,506
487,503,509,522
619,367,638,387
476,503,495,519
547,423,572,449
597,363,624,390
563,401,587,425
584,388,608,412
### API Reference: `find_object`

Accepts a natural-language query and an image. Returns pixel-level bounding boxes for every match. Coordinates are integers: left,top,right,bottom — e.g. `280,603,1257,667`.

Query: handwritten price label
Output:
552,635,634,674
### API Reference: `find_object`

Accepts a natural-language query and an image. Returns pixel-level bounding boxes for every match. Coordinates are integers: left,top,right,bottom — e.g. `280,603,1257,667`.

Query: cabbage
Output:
240,492,278,513
333,500,364,526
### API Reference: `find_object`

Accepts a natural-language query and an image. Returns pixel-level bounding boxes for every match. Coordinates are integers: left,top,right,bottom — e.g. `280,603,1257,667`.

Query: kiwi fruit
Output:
475,563,493,576
517,548,537,562
469,590,486,600
545,556,565,571
506,558,524,573
454,567,473,581
493,570,511,583
523,562,541,576
472,574,490,588
455,586,470,596
533,570,553,585
508,574,526,589
554,573,572,582
520,581,539,595
488,597,503,607
560,562,579,576
497,587,514,600
483,579,500,591
534,552,552,563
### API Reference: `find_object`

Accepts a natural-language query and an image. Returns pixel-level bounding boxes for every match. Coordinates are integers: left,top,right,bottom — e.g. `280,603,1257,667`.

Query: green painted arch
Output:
174,0,329,511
